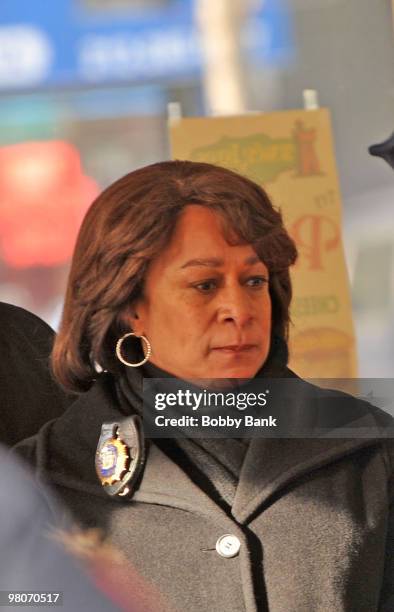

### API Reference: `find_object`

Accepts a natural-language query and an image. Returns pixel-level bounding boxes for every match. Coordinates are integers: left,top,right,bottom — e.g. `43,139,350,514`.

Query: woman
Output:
15,161,393,612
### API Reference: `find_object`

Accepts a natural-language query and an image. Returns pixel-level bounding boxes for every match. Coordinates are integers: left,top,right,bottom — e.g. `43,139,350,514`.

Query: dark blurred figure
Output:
2,445,170,612
0,302,71,446
0,445,121,612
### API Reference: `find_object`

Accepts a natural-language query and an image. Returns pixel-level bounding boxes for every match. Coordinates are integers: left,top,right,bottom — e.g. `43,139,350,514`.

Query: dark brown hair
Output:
53,160,297,392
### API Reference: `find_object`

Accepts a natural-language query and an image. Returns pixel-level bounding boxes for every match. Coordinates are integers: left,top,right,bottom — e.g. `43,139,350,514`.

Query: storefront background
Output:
0,0,393,376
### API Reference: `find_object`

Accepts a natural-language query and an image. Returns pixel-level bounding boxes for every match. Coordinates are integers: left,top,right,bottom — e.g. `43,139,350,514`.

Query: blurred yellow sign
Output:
169,108,357,378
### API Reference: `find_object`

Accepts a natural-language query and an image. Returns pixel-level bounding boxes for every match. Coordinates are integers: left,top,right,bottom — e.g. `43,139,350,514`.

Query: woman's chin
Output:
181,365,261,390
207,354,266,381
203,363,262,383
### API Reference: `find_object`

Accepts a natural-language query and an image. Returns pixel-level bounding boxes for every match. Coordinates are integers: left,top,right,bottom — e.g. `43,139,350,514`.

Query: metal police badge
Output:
96,435,129,486
95,416,145,499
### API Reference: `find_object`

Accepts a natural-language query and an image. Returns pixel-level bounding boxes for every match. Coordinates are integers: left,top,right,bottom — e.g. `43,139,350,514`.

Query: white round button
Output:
215,534,241,558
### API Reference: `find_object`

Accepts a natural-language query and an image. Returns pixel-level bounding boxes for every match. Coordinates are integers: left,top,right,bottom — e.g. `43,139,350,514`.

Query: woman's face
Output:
131,205,271,381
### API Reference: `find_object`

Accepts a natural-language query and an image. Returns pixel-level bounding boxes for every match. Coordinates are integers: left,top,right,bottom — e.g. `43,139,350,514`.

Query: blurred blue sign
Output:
0,0,292,91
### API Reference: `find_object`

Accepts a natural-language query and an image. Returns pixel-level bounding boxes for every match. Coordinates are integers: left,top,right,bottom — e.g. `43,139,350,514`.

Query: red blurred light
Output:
0,141,99,268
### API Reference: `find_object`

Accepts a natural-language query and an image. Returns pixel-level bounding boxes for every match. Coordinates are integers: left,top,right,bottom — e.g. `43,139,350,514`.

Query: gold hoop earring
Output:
115,332,152,368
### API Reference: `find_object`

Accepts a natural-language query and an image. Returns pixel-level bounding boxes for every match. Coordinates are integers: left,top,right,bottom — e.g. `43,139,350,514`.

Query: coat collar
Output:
233,435,379,523
40,376,237,527
232,377,389,522
38,374,389,526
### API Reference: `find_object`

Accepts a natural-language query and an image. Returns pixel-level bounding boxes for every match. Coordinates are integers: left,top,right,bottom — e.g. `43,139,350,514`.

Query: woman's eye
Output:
246,276,268,288
194,280,217,293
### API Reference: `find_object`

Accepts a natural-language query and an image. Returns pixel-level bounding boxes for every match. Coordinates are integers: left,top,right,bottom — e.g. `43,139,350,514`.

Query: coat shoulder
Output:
12,433,39,467
12,374,123,485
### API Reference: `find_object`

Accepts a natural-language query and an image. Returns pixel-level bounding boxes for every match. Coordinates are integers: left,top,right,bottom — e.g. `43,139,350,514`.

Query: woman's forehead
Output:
143,205,267,280
173,204,249,243
166,205,253,258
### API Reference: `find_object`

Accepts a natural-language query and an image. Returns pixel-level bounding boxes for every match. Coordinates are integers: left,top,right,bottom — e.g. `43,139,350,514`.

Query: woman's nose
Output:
216,287,254,327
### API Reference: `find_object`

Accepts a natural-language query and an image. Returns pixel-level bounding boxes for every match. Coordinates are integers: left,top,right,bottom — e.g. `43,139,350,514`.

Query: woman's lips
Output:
211,344,257,354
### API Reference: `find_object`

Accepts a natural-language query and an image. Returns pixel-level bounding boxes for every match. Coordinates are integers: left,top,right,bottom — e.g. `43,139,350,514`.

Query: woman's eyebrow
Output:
180,255,261,269
180,257,222,269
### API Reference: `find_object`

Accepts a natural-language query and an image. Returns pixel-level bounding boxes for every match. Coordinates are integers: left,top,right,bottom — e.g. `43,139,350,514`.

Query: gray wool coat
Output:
14,373,394,612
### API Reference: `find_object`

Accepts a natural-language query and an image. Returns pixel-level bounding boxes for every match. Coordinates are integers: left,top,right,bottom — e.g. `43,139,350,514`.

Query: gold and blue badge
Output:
95,417,145,499
96,434,129,486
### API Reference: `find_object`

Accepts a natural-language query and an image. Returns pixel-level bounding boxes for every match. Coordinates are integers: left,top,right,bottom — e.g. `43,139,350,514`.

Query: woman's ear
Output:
131,312,144,336
119,304,145,337
128,302,146,337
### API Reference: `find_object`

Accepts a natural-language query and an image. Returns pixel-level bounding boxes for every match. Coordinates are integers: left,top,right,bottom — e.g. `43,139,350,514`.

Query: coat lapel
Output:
232,382,385,524
41,376,238,527
133,442,238,526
